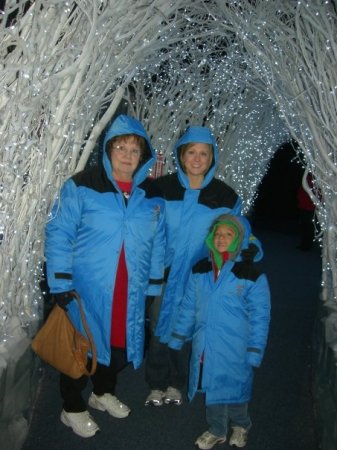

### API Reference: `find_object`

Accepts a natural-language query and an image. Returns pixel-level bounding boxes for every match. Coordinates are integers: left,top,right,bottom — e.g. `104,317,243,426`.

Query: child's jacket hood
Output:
174,126,218,189
206,214,252,268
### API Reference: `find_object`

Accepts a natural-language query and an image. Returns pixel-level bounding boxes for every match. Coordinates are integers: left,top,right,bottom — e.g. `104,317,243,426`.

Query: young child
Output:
169,214,271,449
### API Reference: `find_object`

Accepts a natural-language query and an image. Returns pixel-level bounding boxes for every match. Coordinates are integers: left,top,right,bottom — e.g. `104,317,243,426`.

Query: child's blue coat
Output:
169,216,271,405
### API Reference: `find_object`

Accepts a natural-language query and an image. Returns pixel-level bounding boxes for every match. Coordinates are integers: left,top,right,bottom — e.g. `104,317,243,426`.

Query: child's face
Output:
213,224,236,252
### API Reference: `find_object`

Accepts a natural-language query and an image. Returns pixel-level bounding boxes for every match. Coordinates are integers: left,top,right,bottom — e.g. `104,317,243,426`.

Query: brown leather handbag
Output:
31,293,97,379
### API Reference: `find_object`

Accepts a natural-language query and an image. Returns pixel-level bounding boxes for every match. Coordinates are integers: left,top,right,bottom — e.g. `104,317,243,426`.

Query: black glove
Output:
241,243,259,263
53,290,77,311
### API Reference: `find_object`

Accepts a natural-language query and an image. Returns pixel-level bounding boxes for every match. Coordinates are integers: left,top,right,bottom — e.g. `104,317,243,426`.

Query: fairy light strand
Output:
0,0,336,344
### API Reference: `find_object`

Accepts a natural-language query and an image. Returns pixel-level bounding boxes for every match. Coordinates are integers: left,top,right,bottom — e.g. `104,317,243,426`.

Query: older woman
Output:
45,115,165,437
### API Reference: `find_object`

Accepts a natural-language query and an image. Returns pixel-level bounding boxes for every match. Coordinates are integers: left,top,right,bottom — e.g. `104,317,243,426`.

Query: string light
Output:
0,0,337,344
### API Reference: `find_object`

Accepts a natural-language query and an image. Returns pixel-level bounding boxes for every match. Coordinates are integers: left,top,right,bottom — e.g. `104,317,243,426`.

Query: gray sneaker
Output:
145,389,165,406
195,430,226,449
163,386,182,405
88,393,130,418
229,426,248,447
60,410,100,438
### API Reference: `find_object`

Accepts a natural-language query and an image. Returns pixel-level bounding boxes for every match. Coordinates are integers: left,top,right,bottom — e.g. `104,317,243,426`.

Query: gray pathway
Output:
22,223,321,450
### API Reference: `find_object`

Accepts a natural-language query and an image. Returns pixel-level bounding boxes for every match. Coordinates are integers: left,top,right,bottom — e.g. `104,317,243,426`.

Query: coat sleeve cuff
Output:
168,339,183,350
247,347,262,367
146,284,162,296
168,332,186,350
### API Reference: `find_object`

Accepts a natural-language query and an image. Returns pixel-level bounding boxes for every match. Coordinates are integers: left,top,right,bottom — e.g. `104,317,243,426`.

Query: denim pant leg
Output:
60,347,128,411
60,373,88,412
91,347,128,396
228,403,252,430
169,343,190,389
206,404,228,437
145,335,171,390
145,290,190,391
145,294,171,390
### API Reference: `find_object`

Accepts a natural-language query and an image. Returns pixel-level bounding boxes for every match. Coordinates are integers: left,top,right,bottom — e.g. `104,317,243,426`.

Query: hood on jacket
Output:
205,214,252,268
174,126,218,189
102,114,156,187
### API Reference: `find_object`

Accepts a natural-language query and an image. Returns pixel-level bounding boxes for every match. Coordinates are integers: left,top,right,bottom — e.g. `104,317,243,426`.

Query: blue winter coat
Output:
154,126,262,343
169,215,270,405
45,115,166,368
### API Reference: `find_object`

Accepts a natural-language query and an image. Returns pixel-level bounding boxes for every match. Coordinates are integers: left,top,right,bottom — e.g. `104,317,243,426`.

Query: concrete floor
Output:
22,223,321,450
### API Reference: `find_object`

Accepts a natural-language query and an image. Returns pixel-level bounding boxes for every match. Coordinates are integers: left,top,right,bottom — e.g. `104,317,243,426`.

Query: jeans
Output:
145,334,189,390
145,294,190,390
60,347,128,412
206,403,252,437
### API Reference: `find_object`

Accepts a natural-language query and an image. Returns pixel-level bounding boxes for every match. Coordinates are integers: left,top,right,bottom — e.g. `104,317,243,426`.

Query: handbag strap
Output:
72,292,97,376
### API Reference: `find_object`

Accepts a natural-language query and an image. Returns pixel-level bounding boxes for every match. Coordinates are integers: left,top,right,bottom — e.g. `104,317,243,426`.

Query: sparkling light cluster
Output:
220,0,337,302
0,0,336,343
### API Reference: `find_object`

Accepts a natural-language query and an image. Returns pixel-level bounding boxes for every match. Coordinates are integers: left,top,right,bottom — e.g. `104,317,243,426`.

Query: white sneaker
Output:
145,389,165,406
60,410,99,438
88,393,130,418
163,386,182,405
229,426,248,447
195,430,226,449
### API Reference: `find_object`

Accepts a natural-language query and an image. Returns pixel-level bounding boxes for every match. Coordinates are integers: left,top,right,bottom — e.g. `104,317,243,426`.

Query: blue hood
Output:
102,114,156,187
174,126,218,189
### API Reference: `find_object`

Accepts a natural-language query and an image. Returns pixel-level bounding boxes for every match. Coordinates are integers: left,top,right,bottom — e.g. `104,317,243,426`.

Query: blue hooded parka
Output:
169,215,271,405
45,115,165,368
154,126,262,344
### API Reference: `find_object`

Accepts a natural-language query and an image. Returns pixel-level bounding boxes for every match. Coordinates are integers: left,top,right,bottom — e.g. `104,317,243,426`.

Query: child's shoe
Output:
195,430,226,449
229,426,248,447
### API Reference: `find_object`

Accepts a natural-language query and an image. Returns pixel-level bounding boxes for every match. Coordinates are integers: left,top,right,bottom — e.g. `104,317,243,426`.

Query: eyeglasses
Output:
112,145,141,157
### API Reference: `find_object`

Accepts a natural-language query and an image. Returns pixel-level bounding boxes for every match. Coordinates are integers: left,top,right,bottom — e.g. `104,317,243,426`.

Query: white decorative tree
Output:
0,0,188,338
216,0,336,322
0,0,336,346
